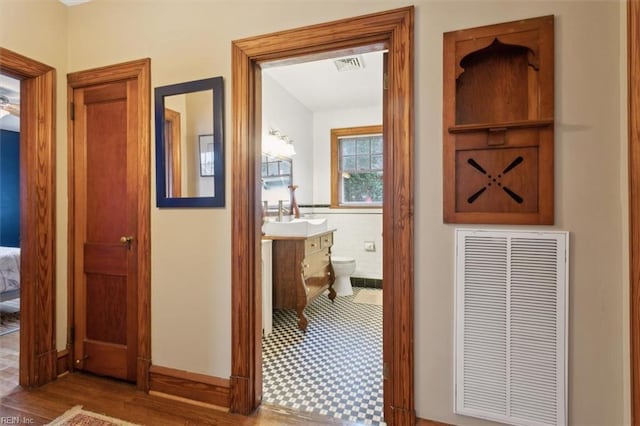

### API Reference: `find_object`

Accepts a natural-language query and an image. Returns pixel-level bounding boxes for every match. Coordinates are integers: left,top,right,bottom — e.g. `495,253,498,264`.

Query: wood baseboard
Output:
56,349,70,376
149,365,230,408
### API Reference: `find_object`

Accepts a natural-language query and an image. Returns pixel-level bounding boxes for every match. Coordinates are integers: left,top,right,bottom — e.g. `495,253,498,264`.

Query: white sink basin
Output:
263,218,328,237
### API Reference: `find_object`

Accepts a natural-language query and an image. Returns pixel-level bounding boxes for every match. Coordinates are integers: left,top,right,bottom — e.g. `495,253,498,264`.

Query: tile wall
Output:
301,207,382,280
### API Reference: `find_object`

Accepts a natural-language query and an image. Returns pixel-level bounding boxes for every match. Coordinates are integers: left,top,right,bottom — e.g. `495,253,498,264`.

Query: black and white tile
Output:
262,288,384,425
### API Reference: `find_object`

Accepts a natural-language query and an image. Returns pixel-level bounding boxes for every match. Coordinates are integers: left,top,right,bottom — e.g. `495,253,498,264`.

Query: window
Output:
331,125,383,208
261,155,292,207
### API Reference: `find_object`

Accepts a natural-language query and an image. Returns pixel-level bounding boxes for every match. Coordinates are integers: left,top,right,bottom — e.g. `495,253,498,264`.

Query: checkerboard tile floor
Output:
262,287,384,425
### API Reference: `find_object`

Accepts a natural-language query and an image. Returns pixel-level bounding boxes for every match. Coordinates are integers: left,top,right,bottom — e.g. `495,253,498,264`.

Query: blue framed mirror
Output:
154,77,224,207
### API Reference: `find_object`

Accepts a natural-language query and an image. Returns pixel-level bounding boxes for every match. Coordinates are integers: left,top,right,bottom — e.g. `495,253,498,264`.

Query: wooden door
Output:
72,79,139,382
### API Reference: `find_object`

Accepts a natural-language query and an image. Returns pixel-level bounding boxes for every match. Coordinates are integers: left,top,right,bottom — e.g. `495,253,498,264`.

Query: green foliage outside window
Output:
340,134,383,205
343,172,383,203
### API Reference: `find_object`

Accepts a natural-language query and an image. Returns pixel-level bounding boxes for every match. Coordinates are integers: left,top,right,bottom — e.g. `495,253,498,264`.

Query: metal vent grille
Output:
455,229,568,426
334,56,365,72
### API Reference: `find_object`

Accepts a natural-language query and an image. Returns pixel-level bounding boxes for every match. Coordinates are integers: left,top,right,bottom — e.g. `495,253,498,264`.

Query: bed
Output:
0,246,20,302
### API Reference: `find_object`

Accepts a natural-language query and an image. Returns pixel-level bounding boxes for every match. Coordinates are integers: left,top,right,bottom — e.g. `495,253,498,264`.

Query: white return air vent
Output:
455,229,568,426
333,56,365,72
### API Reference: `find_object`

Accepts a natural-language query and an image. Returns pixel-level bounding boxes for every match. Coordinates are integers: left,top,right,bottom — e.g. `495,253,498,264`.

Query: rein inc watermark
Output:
0,417,34,424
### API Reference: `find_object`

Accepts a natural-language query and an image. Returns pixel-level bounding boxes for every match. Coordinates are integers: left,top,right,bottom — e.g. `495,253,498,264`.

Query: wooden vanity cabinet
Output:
270,230,336,331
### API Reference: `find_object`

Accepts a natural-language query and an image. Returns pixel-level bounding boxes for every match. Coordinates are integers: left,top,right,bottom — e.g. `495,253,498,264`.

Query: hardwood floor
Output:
0,331,19,397
0,373,362,425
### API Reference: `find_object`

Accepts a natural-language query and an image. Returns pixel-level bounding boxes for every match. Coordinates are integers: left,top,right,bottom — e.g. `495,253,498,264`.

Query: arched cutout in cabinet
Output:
443,15,554,224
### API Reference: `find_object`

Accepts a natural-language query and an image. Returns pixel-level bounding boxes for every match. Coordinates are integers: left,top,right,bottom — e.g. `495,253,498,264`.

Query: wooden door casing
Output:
67,58,150,390
164,108,182,198
0,48,57,388
230,7,414,425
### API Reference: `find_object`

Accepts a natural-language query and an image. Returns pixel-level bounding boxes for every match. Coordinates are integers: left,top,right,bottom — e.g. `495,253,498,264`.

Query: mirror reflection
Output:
163,90,213,198
261,154,292,207
154,77,224,208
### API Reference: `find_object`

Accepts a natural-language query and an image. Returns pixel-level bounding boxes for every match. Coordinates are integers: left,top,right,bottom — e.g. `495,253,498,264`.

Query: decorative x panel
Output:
455,148,538,214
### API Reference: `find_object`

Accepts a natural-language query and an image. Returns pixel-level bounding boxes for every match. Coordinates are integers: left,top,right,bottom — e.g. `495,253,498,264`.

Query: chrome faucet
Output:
277,200,288,221
263,200,289,222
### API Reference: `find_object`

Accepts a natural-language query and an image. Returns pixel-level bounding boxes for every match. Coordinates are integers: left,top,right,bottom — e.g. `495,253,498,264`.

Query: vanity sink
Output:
263,218,328,237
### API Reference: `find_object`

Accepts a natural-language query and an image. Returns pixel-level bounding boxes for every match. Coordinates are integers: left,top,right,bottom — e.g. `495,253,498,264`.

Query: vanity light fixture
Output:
264,128,296,158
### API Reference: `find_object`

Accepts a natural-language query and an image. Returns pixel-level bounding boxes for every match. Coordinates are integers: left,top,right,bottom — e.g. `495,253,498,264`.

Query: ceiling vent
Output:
333,56,365,72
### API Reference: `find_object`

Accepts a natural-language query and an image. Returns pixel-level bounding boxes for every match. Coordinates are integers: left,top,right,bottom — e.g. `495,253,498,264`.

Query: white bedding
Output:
0,246,20,294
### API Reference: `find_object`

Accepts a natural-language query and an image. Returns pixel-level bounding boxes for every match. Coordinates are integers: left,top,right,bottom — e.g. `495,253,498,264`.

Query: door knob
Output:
75,354,89,365
120,236,134,250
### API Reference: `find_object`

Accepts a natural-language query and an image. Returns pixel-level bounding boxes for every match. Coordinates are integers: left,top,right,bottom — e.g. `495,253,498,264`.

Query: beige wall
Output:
1,0,629,424
0,0,70,359
620,4,630,425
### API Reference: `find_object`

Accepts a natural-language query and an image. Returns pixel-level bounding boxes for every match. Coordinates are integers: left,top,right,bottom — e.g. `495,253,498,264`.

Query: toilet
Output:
331,256,356,296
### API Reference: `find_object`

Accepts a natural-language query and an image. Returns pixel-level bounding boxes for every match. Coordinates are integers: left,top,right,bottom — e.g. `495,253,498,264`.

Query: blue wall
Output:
0,130,20,247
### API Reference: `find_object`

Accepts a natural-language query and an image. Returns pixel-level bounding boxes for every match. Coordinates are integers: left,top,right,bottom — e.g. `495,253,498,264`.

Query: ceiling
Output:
263,51,384,113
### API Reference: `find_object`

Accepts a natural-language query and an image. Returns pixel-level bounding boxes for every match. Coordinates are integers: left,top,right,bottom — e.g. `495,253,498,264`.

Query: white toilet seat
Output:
331,255,355,264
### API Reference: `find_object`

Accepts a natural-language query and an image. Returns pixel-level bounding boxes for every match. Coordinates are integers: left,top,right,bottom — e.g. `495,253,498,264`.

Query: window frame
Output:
330,124,383,208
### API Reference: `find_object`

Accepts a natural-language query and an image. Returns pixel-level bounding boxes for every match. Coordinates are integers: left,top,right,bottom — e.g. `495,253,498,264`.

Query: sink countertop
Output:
262,228,336,240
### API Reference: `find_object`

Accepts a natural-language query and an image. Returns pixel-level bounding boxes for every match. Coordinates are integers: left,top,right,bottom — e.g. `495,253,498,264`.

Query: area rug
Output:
0,299,20,336
0,311,19,336
47,406,140,426
352,288,382,306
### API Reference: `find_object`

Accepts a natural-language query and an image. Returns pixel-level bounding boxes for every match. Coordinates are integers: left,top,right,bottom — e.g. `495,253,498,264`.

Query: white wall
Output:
1,1,629,425
262,74,314,205
303,207,383,279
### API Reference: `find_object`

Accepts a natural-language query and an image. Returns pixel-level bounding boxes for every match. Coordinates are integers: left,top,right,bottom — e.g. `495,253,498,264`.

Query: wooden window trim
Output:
330,125,383,209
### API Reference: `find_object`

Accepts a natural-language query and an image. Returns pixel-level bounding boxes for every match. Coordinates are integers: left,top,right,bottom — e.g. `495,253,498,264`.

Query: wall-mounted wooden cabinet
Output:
443,15,554,224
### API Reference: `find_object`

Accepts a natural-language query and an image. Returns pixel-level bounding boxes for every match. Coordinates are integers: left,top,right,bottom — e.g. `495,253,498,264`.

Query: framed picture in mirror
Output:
199,134,214,177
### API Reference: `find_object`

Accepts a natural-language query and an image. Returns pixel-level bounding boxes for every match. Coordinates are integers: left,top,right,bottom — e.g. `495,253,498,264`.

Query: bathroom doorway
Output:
260,50,385,424
230,8,414,425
